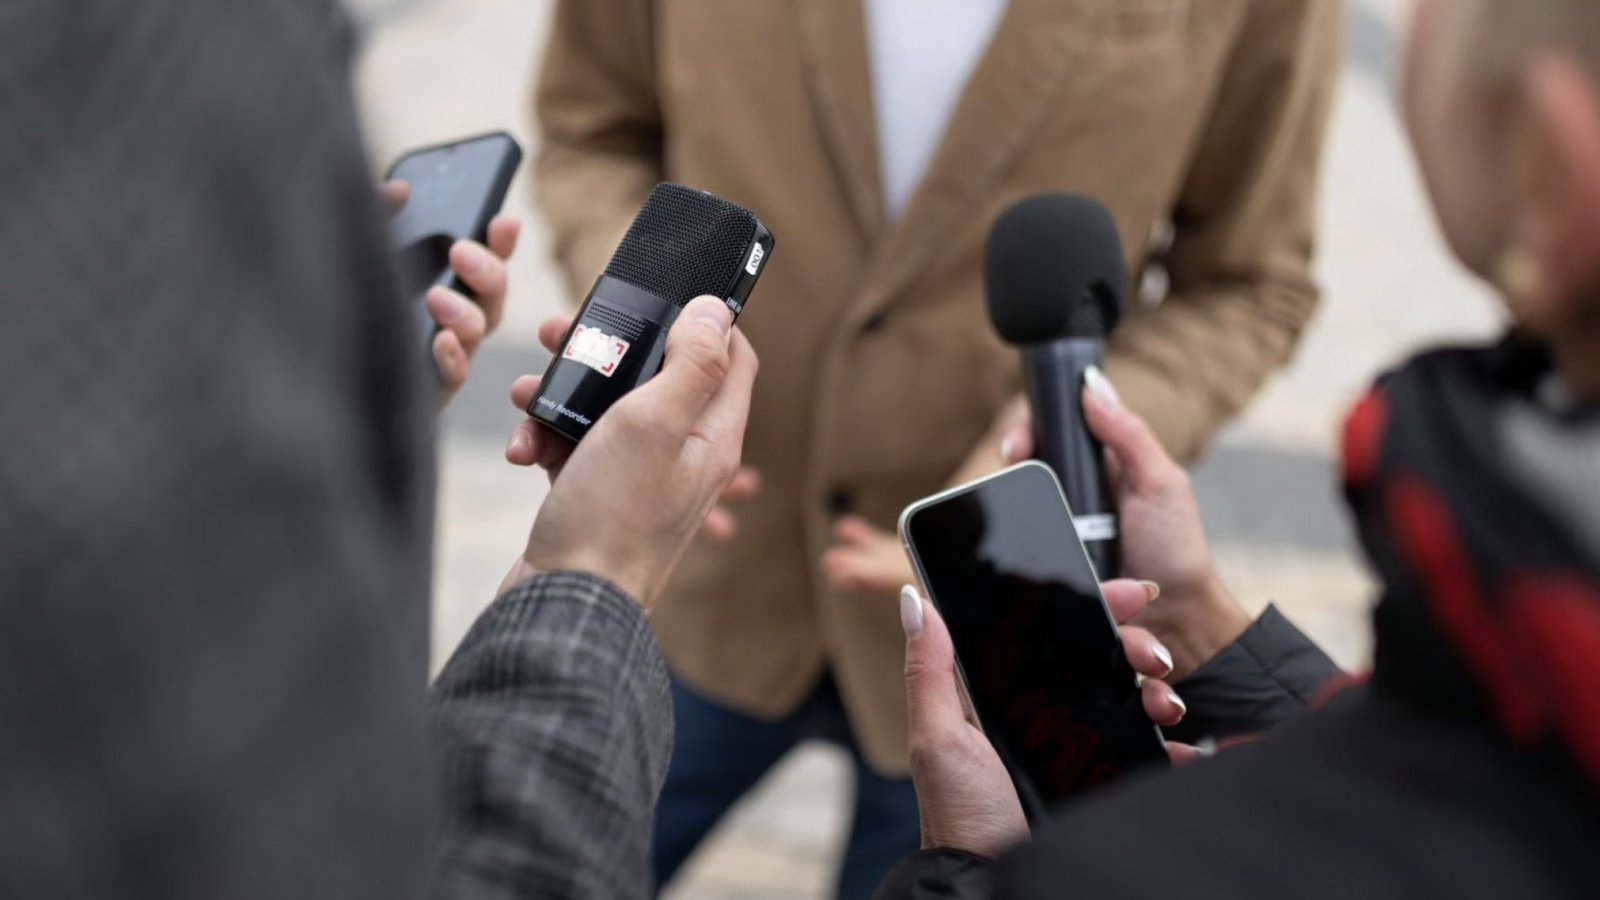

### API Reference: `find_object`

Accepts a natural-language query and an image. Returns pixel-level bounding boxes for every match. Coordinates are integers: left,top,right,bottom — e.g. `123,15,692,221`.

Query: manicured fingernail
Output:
457,242,490,276
1084,365,1123,409
1195,737,1217,757
999,437,1015,463
1139,580,1161,602
900,585,924,638
1152,642,1175,676
1167,689,1187,715
506,429,529,456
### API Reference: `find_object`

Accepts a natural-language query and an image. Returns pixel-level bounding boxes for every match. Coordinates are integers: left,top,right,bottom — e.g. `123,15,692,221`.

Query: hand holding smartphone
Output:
384,131,522,351
900,461,1168,821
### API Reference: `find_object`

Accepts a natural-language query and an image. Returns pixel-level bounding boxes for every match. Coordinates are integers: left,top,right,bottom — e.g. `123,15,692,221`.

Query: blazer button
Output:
860,312,888,335
827,488,856,516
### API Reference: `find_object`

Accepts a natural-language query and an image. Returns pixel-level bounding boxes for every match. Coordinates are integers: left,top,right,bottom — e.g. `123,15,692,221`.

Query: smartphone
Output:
383,131,523,349
899,460,1167,820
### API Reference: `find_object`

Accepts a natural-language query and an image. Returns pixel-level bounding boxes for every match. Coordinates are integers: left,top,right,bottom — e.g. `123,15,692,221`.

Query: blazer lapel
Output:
859,0,1090,312
794,0,885,243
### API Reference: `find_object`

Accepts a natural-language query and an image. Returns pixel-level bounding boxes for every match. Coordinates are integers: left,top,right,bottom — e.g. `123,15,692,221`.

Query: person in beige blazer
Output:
533,0,1342,895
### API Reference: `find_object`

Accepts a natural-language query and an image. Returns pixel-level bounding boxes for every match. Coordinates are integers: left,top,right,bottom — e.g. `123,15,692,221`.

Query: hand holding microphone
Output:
984,193,1252,673
995,362,1250,678
985,194,1129,577
827,195,1131,595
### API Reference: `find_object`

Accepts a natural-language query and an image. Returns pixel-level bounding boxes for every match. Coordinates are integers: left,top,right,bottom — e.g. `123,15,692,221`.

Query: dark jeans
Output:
652,674,920,900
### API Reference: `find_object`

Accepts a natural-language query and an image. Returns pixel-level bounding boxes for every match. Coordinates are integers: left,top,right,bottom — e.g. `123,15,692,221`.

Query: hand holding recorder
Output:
503,296,759,609
530,183,773,443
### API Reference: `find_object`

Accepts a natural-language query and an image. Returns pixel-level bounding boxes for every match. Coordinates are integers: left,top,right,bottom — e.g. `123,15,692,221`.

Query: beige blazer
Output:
534,0,1343,773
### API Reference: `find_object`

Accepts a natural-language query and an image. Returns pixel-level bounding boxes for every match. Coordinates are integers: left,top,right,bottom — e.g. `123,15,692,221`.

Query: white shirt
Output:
865,0,1011,221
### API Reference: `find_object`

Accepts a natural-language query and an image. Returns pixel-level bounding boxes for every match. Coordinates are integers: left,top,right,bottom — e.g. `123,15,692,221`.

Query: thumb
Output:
379,179,410,214
902,586,972,742
1082,366,1171,490
630,295,734,430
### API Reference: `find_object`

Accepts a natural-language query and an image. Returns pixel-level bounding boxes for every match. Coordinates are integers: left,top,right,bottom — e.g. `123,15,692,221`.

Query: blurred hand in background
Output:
381,179,522,406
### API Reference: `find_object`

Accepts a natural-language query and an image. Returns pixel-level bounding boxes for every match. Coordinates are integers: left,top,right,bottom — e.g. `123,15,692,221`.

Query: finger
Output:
703,505,738,542
539,315,574,355
432,329,469,393
506,416,577,471
820,547,851,584
1118,625,1176,679
486,214,522,263
427,286,488,355
1102,440,1126,487
380,180,410,213
671,320,758,451
624,296,735,434
1141,678,1187,727
507,375,578,464
536,433,575,474
1166,742,1204,766
1082,368,1173,491
1102,579,1161,624
821,546,896,595
820,547,858,588
511,374,543,412
721,467,763,502
690,324,759,448
999,420,1034,464
505,419,542,466
831,515,884,548
902,586,972,741
449,240,507,333
994,396,1033,463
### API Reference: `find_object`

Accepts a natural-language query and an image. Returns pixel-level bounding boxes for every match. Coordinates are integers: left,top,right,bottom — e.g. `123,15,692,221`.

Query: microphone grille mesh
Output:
605,183,759,308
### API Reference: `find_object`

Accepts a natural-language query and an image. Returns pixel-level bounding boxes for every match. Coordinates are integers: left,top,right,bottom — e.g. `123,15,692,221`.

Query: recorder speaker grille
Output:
604,183,759,308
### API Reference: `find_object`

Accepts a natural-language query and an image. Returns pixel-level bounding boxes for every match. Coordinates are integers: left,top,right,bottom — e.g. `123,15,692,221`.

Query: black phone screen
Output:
904,462,1167,818
386,132,519,252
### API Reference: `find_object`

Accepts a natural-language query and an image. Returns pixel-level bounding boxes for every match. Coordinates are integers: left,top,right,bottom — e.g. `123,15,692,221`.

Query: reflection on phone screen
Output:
907,464,1166,818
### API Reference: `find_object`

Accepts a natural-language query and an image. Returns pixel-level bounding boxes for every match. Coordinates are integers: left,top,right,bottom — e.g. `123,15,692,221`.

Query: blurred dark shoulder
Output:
0,1,434,897
992,688,1600,900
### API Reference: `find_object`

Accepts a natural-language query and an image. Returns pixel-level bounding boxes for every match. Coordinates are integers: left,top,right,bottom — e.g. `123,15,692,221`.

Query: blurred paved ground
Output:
351,1,1500,896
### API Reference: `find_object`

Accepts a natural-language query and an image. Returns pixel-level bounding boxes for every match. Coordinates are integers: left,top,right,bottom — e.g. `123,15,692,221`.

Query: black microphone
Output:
531,183,774,441
984,193,1127,578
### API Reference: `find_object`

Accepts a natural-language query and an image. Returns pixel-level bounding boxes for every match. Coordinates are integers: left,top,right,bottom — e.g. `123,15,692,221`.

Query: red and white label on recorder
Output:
563,324,631,377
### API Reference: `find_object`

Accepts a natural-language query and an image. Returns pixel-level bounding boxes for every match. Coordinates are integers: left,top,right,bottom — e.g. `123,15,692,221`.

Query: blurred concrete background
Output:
349,1,1501,896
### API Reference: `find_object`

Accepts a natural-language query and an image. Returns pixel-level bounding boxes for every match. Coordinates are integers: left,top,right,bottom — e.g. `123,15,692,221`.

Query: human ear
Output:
1505,53,1600,330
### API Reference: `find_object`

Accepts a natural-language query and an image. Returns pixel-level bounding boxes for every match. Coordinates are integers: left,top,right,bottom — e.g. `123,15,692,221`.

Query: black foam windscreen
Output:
984,193,1128,344
605,183,760,308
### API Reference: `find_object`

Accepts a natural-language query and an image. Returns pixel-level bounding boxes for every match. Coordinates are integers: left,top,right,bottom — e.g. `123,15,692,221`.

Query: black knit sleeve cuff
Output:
1163,604,1345,744
874,849,993,900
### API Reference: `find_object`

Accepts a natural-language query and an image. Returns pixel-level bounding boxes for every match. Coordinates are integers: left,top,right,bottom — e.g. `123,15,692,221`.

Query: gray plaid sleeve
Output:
429,572,674,900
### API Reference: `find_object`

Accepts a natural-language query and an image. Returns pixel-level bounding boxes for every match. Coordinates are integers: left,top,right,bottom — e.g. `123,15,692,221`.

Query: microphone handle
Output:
1023,339,1120,579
